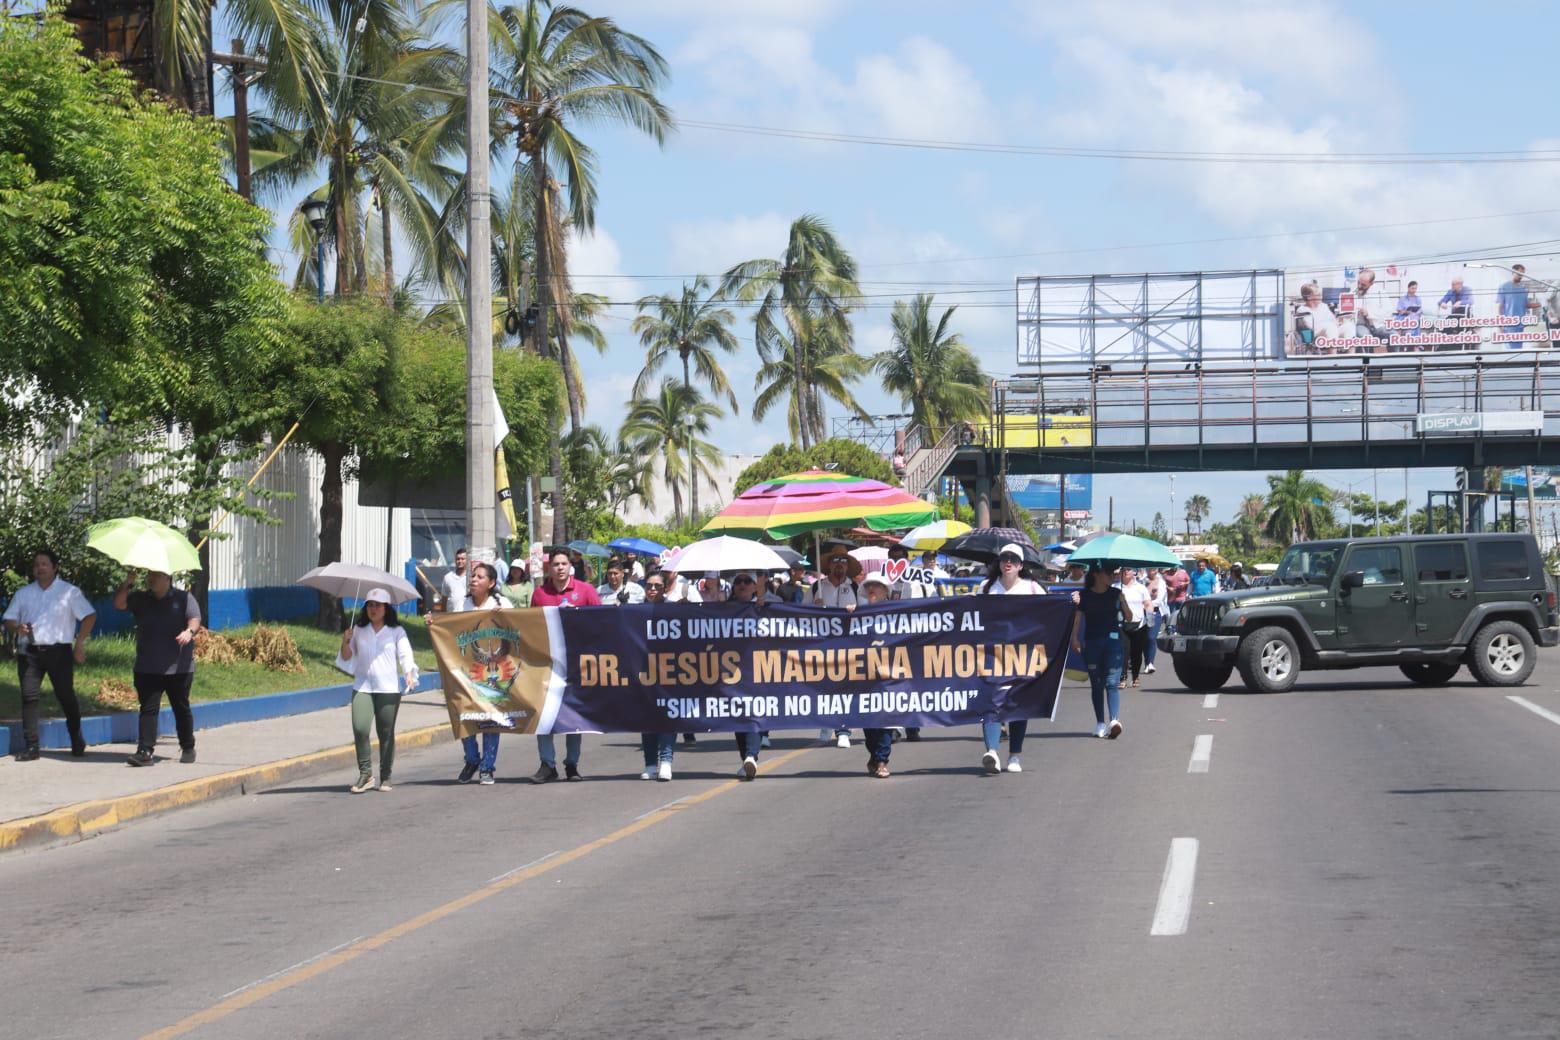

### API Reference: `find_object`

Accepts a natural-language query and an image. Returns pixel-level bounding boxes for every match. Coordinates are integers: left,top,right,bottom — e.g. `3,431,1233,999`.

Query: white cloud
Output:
666,212,796,277
852,37,996,139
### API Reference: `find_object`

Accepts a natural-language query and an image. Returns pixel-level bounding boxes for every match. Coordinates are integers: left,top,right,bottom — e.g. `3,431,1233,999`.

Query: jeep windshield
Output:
1273,543,1343,586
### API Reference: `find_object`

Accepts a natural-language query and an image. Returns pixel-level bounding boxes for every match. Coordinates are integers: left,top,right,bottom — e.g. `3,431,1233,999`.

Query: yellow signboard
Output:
980,414,1092,449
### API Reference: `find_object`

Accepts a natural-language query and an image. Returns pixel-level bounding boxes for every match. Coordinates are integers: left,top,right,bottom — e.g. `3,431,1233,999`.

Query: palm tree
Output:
621,380,720,527
872,294,986,437
1238,493,1266,523
721,214,867,448
632,277,739,519
1264,470,1334,544
1185,493,1211,537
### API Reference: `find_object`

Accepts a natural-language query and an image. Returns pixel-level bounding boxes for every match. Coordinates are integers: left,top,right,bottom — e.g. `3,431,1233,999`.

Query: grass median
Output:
0,615,438,721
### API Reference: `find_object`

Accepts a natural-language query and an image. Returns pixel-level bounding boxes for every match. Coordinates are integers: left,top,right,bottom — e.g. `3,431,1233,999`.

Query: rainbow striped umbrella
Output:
702,469,938,540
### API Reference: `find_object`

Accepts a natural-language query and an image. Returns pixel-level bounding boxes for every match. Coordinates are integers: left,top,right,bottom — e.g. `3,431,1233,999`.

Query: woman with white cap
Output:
338,589,419,793
977,543,1046,774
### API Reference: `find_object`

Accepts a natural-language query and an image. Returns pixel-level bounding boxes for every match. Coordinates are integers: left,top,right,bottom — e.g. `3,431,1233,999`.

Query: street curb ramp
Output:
0,723,450,857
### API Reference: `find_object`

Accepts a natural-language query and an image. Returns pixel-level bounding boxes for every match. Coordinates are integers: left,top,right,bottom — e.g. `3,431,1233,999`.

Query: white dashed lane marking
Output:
1187,734,1213,773
1150,838,1200,936
1201,693,1219,709
1507,695,1560,727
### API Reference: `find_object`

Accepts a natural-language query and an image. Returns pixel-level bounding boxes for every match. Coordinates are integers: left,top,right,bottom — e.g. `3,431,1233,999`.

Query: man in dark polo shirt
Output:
113,569,202,766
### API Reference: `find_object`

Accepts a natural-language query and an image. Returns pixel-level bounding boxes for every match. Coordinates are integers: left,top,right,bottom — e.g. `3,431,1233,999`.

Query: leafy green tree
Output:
621,380,722,527
1184,493,1211,537
872,294,986,436
722,215,867,447
1151,512,1169,542
732,438,896,496
1264,470,1335,545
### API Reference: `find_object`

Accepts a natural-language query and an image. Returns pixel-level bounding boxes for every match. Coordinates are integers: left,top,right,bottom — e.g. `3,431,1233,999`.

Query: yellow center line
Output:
139,745,815,1040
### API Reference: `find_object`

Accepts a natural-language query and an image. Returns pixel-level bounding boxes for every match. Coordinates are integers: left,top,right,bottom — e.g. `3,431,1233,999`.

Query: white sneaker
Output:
1094,723,1109,738
640,766,656,780
657,761,673,782
1005,755,1023,773
1108,718,1123,739
819,728,833,744
1144,663,1156,674
835,732,850,749
741,756,758,780
982,749,1001,774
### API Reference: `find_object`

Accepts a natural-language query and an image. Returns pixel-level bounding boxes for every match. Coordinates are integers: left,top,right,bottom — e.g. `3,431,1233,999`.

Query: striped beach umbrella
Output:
701,469,938,540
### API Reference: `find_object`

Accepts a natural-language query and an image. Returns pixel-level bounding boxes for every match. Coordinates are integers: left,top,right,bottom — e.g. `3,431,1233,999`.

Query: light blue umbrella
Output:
567,539,612,558
608,536,667,556
1066,533,1181,570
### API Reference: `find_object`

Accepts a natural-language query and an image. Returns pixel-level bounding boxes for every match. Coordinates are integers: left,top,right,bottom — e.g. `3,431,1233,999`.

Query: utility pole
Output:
1169,475,1176,546
1372,468,1380,536
1525,465,1538,535
211,40,266,202
464,0,495,562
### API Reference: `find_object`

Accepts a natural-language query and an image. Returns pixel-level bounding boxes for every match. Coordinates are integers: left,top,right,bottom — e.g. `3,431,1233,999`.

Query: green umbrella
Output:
86,517,201,573
1066,533,1180,571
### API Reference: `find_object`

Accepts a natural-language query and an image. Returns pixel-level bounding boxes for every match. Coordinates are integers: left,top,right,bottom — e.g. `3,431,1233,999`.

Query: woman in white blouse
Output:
338,588,419,793
977,543,1046,774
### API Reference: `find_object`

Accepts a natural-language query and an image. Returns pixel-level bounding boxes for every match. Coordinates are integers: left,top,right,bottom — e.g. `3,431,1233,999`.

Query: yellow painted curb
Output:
0,724,451,856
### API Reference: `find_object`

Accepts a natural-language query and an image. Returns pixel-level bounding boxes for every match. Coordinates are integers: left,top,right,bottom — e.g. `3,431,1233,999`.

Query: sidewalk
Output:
0,691,457,854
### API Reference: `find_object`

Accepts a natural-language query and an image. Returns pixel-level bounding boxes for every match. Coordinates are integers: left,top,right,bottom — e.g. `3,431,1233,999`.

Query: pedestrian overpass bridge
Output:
842,353,1560,527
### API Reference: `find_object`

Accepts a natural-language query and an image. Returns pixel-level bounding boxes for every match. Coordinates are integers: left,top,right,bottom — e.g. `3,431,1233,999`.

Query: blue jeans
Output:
462,733,499,771
537,733,581,767
735,731,762,761
982,720,1027,754
1084,635,1125,723
1144,612,1162,666
640,732,675,766
862,728,892,762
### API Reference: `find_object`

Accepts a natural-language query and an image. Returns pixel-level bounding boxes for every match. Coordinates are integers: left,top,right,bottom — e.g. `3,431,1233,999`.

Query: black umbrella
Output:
768,546,806,567
940,527,1045,566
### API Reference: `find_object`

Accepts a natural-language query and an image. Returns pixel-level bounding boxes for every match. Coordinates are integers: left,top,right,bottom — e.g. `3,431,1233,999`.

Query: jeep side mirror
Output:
1340,570,1364,592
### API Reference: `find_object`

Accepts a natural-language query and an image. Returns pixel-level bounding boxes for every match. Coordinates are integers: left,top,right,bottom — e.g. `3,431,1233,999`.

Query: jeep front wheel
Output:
1171,655,1233,692
1399,662,1460,686
1467,621,1536,686
1236,626,1300,693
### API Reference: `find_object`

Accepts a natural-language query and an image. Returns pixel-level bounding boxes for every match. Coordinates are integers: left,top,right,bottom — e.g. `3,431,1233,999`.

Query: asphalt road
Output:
6,663,1560,1040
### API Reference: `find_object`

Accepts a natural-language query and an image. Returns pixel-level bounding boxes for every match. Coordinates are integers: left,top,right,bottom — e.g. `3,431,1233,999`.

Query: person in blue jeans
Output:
1073,565,1128,740
429,563,511,785
978,544,1046,773
858,575,898,777
640,731,676,782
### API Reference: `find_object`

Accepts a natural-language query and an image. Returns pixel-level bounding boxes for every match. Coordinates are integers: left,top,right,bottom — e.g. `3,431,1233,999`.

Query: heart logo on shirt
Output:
884,558,909,584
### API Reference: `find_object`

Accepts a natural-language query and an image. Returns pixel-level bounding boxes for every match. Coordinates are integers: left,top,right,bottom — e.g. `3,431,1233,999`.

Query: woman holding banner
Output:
978,544,1046,774
1072,566,1128,740
428,562,512,785
339,589,419,793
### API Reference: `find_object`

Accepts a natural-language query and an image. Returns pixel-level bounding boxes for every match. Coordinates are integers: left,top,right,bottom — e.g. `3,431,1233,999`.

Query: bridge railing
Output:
902,422,972,498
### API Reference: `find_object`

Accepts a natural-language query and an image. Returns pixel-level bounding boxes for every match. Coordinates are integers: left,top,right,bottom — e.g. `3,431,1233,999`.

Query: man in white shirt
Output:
596,559,644,605
1114,567,1154,688
3,548,96,759
813,549,861,746
439,547,469,609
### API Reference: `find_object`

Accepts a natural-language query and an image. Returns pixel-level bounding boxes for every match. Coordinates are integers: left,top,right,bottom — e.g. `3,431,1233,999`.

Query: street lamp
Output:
300,197,329,303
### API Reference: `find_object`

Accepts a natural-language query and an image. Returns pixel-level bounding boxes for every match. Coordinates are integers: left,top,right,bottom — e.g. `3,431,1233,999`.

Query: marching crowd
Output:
3,543,1248,793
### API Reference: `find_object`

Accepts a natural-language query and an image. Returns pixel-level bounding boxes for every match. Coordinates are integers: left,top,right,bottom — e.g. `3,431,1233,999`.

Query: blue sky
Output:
228,0,1560,532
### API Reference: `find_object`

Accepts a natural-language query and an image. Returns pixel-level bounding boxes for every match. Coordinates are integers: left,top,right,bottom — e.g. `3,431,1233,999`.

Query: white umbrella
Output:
667,537,789,575
297,562,419,604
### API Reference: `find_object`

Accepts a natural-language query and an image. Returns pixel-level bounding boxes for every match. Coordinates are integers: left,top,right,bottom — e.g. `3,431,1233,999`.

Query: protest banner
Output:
428,597,1075,738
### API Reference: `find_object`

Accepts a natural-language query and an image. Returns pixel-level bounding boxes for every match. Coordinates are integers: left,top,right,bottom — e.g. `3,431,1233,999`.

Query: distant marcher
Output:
1143,569,1169,674
530,547,600,782
339,589,419,792
3,549,96,760
813,548,862,747
597,558,644,605
440,547,469,609
113,568,201,767
432,562,512,785
1166,564,1190,627
778,564,811,603
858,574,896,778
500,562,534,606
978,544,1044,773
891,450,906,477
1226,563,1251,591
1190,558,1220,597
728,573,774,776
1115,567,1152,688
1073,565,1128,740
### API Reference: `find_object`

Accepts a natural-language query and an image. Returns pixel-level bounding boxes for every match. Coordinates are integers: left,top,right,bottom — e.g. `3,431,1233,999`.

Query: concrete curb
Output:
0,723,451,857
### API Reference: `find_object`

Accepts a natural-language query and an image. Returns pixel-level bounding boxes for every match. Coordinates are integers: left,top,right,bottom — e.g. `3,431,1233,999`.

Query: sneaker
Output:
179,748,196,764
377,779,393,792
531,763,558,784
350,774,376,793
818,728,833,744
126,749,156,767
657,761,672,782
740,755,758,780
681,733,697,746
1144,663,1157,674
565,763,582,781
1108,719,1123,739
1093,723,1109,739
640,766,657,781
458,762,480,784
871,759,891,779
70,733,86,758
479,770,496,785
904,728,922,742
1005,756,1023,773
15,746,40,762
982,749,1001,774
1131,678,1141,687
866,756,881,776
890,727,905,743
835,732,850,749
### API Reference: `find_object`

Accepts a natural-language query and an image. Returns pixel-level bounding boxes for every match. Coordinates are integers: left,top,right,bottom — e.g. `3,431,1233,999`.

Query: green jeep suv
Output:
1159,533,1558,693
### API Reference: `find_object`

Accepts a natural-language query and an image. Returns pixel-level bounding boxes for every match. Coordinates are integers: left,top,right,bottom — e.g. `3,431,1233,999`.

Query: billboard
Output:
1501,467,1560,498
1004,474,1093,512
1285,260,1558,357
983,413,1092,449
